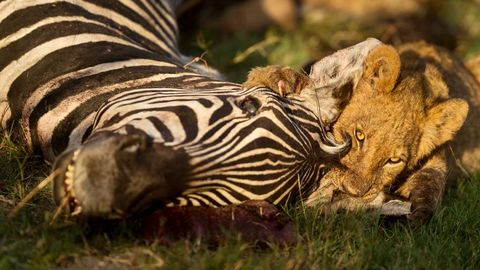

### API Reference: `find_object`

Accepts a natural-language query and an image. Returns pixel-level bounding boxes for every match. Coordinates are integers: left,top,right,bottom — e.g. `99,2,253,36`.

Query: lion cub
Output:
244,41,477,225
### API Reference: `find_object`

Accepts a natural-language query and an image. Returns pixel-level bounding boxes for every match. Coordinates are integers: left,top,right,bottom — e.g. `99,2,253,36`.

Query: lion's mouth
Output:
63,150,82,216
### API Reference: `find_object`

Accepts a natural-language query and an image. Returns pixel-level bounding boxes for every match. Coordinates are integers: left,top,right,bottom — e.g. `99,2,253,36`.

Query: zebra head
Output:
52,85,350,218
0,0,350,219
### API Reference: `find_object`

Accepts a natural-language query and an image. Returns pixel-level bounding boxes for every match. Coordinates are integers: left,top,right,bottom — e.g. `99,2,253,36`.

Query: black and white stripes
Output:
90,87,335,206
0,0,183,159
1,0,346,211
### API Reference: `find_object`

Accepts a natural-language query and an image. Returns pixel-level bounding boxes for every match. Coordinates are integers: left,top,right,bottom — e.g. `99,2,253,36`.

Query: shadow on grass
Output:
1,172,478,269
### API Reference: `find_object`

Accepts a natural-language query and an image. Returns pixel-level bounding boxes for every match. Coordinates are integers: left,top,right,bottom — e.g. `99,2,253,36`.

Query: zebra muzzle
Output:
52,133,189,218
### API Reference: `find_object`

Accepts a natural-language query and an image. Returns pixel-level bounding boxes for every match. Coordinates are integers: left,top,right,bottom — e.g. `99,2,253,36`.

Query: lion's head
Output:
307,44,469,213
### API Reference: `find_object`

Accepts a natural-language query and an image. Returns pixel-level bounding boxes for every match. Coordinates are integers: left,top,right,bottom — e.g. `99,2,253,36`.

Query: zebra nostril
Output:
119,136,147,153
238,96,261,115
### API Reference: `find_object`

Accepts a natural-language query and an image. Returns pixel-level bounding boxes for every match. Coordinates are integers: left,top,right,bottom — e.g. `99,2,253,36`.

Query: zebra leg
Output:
53,133,188,218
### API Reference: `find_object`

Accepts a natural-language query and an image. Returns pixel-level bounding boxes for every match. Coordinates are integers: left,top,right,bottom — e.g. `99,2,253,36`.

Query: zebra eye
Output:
239,96,260,115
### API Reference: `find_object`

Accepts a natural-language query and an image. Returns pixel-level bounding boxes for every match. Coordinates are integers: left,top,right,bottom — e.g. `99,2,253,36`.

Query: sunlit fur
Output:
321,43,474,224
0,0,348,216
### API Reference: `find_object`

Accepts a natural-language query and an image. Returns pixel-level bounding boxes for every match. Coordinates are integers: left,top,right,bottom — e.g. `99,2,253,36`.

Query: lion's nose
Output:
342,175,373,197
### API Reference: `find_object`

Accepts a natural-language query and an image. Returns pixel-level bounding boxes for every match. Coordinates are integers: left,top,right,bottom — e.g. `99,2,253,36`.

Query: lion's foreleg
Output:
396,150,447,225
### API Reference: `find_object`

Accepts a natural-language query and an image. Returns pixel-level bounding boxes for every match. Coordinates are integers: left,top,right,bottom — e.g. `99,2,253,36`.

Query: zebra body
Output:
0,0,345,216
92,87,332,207
1,0,184,159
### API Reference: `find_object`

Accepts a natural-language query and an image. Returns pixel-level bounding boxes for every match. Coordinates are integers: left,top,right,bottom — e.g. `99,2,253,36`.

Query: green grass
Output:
180,0,480,83
2,1,480,269
1,131,479,269
1,152,479,269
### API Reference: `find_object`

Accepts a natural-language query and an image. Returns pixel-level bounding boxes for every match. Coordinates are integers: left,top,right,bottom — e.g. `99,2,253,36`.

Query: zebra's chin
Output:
52,133,189,218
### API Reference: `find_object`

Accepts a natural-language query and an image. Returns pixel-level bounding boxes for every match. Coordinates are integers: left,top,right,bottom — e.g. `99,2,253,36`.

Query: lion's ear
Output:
415,98,469,162
362,45,400,93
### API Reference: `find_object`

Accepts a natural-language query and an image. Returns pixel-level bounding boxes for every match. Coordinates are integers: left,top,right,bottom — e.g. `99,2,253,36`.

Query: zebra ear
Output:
312,81,353,126
306,39,383,125
309,38,382,89
298,39,383,125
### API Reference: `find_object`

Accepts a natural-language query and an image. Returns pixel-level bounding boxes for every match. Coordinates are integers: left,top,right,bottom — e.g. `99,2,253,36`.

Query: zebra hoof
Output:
52,133,188,218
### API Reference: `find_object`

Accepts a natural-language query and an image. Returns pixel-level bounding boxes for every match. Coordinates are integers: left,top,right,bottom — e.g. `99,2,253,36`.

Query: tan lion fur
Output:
243,41,478,224
243,65,311,97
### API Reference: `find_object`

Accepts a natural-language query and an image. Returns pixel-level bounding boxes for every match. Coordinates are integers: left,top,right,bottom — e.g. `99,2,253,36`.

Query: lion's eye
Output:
355,130,365,141
387,157,402,164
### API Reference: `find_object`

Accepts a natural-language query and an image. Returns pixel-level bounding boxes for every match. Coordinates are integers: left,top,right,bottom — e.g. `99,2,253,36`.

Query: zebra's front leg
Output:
53,133,188,218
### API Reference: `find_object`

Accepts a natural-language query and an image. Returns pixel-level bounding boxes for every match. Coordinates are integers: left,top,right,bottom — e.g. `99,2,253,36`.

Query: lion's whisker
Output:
7,170,60,219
